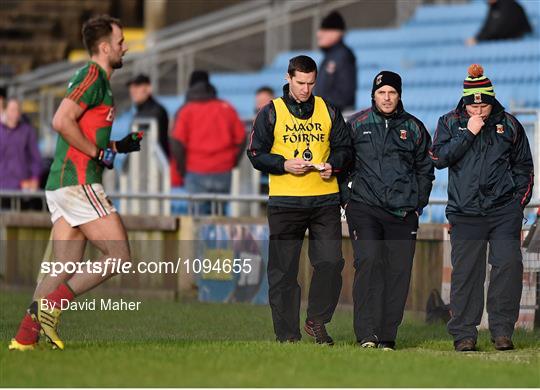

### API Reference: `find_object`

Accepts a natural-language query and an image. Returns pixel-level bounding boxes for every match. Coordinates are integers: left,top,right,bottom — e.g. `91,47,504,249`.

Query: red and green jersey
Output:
46,61,115,190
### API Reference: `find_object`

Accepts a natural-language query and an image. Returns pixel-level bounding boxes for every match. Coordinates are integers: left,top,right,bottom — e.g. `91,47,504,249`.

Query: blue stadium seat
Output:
145,1,539,219
357,60,540,89
408,0,539,29
345,23,479,49
268,51,322,71
211,71,283,95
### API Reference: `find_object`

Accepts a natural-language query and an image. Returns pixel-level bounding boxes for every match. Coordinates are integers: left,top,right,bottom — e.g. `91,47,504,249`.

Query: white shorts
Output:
46,184,116,227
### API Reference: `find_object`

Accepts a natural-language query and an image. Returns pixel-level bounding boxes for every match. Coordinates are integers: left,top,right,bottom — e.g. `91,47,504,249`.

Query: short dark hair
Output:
126,74,151,86
82,15,122,55
189,70,209,87
287,55,317,77
255,86,274,95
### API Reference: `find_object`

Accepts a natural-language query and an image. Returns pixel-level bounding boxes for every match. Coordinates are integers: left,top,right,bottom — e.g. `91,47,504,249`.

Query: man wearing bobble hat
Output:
430,64,534,352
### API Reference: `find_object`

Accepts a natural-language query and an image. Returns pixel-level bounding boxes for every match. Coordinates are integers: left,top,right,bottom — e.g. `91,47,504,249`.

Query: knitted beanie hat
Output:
320,11,346,31
462,64,495,105
189,70,209,87
371,70,402,97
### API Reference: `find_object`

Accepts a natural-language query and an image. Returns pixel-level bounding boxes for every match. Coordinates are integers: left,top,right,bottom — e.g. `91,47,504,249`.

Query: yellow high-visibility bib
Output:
269,96,338,196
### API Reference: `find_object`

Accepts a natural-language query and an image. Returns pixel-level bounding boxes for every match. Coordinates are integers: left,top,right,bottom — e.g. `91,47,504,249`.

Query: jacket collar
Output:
321,39,346,54
281,84,315,119
136,95,156,111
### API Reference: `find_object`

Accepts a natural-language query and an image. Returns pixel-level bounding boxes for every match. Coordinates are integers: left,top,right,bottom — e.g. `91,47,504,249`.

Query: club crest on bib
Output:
400,129,407,140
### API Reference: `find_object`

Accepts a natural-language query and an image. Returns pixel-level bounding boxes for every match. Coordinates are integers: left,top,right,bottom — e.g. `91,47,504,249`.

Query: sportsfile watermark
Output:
40,257,254,277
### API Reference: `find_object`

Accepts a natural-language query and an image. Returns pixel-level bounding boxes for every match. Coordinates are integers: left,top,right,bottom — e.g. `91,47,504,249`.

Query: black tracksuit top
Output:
341,101,435,216
430,98,534,216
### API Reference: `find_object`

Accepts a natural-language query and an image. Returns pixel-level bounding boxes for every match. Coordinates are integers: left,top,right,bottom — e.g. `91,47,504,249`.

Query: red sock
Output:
14,313,40,345
45,283,75,308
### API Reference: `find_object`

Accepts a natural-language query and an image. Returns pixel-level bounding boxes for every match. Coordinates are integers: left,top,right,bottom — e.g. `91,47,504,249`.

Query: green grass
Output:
0,291,539,387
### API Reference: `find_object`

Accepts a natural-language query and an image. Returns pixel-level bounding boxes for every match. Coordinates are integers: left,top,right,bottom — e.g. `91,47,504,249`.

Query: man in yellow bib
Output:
247,55,351,345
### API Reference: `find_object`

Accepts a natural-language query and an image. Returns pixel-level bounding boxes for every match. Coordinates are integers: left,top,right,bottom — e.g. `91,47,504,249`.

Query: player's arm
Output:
52,98,99,158
52,99,142,170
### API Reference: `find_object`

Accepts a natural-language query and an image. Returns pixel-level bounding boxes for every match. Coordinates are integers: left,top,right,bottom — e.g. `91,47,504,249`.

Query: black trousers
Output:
346,201,418,342
447,200,524,343
267,205,344,341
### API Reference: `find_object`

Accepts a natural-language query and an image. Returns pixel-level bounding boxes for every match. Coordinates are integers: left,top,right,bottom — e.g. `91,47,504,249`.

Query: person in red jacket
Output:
170,70,246,214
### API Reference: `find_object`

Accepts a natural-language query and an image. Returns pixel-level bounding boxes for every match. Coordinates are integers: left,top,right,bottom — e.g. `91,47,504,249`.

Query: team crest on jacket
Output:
400,129,407,140
325,60,336,74
474,93,482,103
496,124,504,134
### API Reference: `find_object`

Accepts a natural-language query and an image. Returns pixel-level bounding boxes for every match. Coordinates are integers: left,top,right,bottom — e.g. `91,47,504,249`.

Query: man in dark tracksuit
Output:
313,11,357,112
341,71,434,350
430,64,534,352
247,55,351,345
127,74,170,157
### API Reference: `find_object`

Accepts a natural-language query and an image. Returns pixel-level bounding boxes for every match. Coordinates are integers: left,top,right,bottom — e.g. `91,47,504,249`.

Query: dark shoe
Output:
377,341,396,351
358,335,379,348
454,338,477,352
492,336,514,351
276,337,300,343
304,319,334,346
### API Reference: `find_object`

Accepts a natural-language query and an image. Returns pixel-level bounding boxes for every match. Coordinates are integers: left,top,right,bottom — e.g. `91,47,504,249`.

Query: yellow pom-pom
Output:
468,64,484,78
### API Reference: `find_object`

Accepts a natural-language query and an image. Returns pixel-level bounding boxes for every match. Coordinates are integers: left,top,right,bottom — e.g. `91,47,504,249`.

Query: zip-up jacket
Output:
340,101,434,216
430,98,534,216
247,84,351,208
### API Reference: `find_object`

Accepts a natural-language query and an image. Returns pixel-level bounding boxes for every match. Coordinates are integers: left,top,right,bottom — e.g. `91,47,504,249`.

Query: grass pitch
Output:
0,291,539,387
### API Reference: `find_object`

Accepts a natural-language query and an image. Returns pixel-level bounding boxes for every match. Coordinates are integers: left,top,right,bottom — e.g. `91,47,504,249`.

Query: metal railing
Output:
0,190,267,217
115,118,171,216
1,190,539,221
1,109,539,220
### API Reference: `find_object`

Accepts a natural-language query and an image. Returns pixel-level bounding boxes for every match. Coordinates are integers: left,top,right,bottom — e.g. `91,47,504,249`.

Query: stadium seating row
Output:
409,1,539,26
212,60,540,96
134,1,539,222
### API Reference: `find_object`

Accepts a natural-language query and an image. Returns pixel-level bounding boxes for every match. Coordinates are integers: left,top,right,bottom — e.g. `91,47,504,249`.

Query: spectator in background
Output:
0,98,42,208
170,70,246,214
254,86,275,194
0,87,7,124
127,74,169,156
466,0,532,46
313,11,356,112
255,86,274,114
